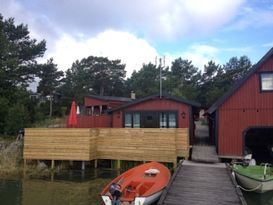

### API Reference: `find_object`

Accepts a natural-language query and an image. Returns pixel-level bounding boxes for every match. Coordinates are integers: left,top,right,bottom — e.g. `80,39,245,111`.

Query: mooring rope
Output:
236,183,262,192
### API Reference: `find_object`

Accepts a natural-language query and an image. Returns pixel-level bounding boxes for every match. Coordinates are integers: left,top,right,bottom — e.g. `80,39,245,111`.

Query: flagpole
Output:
159,58,162,98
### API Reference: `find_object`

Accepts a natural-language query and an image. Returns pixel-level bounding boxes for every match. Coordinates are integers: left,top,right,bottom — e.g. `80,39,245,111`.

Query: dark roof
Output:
207,47,273,114
110,93,200,112
86,95,132,102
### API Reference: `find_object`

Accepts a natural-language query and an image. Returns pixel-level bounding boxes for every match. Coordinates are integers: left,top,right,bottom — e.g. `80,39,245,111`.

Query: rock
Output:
37,161,47,170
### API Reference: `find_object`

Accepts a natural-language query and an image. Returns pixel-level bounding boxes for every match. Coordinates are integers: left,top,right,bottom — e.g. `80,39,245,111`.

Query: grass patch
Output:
32,117,67,128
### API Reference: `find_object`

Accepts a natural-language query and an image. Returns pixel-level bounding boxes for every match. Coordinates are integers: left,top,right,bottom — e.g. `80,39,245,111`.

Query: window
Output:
168,113,177,128
160,112,167,128
260,73,273,91
125,113,132,128
133,113,140,128
124,112,141,128
160,112,177,128
124,111,177,128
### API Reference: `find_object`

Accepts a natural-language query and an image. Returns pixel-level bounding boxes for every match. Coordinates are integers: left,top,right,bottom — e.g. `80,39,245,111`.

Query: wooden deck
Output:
24,128,190,166
158,160,247,205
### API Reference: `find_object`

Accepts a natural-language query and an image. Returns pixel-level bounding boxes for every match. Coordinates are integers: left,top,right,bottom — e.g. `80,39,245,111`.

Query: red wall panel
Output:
218,56,273,157
67,115,111,128
112,98,190,128
84,97,128,108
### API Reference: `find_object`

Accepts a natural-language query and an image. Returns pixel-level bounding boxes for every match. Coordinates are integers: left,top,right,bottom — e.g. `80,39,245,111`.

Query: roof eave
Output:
207,47,273,115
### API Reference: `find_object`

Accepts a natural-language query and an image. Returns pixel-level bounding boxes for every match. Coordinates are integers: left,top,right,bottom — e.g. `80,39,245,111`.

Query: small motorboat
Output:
101,161,171,205
232,163,273,193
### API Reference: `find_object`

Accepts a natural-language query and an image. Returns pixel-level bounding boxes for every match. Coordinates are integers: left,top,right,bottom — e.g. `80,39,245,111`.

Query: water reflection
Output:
0,180,21,205
1,169,273,205
0,169,118,205
243,191,273,205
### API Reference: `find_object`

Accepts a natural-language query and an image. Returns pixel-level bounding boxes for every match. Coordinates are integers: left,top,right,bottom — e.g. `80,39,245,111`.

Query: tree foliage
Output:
37,58,64,96
0,14,49,135
0,14,46,90
59,56,126,103
169,58,201,100
126,63,161,97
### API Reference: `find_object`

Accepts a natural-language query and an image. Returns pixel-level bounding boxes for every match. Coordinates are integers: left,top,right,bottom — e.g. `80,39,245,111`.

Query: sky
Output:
1,0,273,77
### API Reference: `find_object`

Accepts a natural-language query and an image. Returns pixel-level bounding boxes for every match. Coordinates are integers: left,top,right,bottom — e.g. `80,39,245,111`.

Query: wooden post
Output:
51,160,55,169
69,160,74,167
99,105,102,115
24,159,27,169
81,161,85,170
94,159,98,168
51,172,54,182
173,160,177,169
23,159,27,176
91,106,94,116
117,160,121,170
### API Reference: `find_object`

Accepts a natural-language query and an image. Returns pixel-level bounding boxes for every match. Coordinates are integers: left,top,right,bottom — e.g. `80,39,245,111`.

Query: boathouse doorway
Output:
244,127,273,164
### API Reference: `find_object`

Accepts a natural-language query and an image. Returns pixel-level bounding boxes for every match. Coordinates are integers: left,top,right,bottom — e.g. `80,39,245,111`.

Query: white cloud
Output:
225,6,273,30
45,30,159,77
164,44,220,71
0,0,245,41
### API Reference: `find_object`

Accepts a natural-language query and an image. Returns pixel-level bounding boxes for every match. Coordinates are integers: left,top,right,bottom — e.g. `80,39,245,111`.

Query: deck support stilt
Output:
117,160,121,170
81,161,85,170
51,160,55,169
69,160,73,167
94,159,98,168
24,159,27,169
51,172,54,182
173,161,177,169
23,159,27,176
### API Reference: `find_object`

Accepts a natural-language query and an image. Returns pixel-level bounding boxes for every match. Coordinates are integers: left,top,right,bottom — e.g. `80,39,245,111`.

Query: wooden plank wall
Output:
24,128,91,160
175,128,189,159
24,128,189,163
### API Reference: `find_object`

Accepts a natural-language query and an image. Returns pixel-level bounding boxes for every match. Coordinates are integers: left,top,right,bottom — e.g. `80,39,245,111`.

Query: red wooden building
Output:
76,95,132,128
72,94,200,144
207,48,273,160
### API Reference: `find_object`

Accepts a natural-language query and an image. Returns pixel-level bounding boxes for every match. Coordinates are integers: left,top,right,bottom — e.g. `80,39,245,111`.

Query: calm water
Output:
243,191,273,205
0,169,118,205
1,169,273,205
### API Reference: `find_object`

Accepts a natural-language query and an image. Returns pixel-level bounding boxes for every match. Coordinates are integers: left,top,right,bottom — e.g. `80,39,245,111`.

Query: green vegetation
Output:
0,13,253,136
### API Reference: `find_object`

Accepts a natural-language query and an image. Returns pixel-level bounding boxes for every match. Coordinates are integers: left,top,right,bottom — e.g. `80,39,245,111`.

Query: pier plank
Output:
158,161,246,205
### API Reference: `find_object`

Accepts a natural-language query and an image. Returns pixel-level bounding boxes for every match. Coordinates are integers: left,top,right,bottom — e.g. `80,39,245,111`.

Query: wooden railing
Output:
24,128,189,165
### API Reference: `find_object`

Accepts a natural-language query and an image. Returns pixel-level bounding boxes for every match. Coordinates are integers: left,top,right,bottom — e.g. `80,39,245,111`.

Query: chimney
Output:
131,91,136,100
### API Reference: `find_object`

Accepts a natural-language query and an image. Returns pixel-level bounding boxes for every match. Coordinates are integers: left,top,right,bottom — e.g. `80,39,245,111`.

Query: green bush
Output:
5,104,30,135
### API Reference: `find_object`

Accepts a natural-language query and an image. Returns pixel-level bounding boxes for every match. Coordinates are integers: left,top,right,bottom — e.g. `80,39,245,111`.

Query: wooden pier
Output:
158,160,247,205
191,145,219,163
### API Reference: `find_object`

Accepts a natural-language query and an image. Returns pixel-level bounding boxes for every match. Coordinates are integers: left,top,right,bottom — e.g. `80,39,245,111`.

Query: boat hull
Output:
101,161,170,205
235,172,273,193
102,190,163,205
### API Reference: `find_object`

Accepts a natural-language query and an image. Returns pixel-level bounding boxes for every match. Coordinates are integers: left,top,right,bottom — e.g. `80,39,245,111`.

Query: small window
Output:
261,73,273,91
133,113,140,128
160,113,167,128
169,113,177,128
125,113,132,128
124,112,140,128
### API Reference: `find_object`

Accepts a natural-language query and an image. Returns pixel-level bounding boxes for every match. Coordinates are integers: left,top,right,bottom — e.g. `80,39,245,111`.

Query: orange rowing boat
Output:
101,161,171,205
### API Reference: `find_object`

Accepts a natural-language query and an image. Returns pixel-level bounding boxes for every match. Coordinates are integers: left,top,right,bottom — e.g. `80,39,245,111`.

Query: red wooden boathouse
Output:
207,47,273,159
